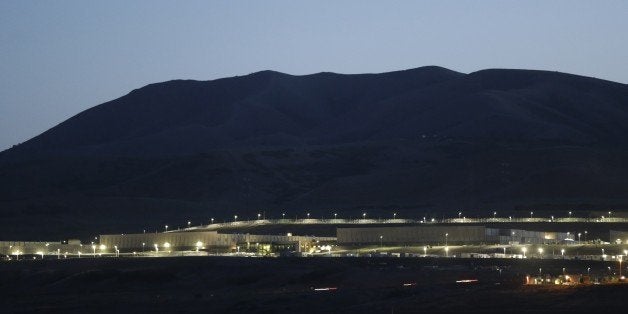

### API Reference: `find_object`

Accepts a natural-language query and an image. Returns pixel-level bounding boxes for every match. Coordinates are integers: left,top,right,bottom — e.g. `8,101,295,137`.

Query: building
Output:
99,231,335,253
337,225,485,245
336,225,572,245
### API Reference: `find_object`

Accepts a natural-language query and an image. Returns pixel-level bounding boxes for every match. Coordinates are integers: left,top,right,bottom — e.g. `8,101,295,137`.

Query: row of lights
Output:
174,209,616,229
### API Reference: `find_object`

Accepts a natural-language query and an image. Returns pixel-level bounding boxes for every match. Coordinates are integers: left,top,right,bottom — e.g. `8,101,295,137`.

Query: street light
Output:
362,213,366,219
334,213,337,219
257,213,261,220
578,233,581,243
423,246,427,257
584,230,588,242
307,212,310,219
187,221,191,227
210,218,214,224
458,212,462,219
196,241,203,252
538,248,543,258
493,211,497,219
445,233,449,246
568,211,572,218
234,215,238,222
142,242,145,252
445,246,449,257
282,213,286,219
561,248,565,258
165,225,168,232
522,247,527,258
530,211,533,219
379,235,383,247
393,213,397,219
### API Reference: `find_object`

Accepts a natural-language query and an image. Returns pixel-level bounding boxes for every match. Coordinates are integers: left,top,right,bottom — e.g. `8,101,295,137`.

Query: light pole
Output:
393,213,396,219
530,211,533,219
423,246,427,257
522,247,527,258
445,246,449,257
362,213,366,219
493,211,497,219
538,248,543,258
334,213,337,219
142,242,145,252
379,235,383,248
187,221,191,228
602,248,606,260
257,213,261,220
445,233,449,246
210,218,214,224
568,211,572,218
282,213,286,219
307,212,310,219
578,233,581,244
458,212,461,219
114,245,119,257
234,215,238,222
561,248,565,258
92,244,96,257
165,225,168,232
584,230,588,242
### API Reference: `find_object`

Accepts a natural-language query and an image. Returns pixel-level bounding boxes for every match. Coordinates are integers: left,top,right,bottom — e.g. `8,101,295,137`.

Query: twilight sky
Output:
1,1,627,150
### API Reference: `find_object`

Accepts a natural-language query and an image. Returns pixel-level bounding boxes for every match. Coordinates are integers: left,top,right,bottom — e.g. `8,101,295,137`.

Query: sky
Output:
1,1,628,150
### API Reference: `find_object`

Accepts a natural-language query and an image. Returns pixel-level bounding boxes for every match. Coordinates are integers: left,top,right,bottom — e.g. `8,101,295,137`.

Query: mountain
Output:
1,66,628,239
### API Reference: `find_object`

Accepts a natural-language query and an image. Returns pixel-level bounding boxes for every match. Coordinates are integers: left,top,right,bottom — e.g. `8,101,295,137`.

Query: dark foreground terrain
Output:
1,257,625,313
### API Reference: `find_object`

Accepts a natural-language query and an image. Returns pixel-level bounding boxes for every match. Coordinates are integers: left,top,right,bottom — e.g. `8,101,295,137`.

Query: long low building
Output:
337,225,572,245
99,231,336,253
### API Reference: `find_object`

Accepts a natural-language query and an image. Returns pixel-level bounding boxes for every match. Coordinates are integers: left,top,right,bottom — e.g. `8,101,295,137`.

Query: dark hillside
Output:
1,66,628,238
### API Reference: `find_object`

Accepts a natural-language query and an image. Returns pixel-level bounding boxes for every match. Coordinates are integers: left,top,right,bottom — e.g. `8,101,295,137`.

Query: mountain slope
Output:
1,66,628,239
